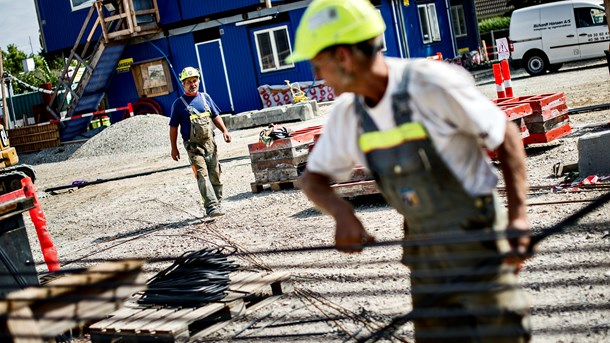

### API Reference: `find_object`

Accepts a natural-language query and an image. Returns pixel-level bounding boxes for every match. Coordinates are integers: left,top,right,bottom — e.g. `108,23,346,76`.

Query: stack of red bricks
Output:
248,125,322,193
493,92,571,145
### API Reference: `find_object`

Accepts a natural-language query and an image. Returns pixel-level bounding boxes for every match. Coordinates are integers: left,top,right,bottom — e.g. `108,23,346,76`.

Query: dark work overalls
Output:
180,94,222,213
355,66,531,342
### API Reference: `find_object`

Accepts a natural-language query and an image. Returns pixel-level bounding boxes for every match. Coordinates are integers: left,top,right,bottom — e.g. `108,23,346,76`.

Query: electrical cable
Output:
137,246,240,307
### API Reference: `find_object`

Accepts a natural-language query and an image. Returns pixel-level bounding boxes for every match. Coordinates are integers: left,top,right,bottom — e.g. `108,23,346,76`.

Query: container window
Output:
418,4,441,44
450,5,468,38
71,0,94,11
254,26,294,73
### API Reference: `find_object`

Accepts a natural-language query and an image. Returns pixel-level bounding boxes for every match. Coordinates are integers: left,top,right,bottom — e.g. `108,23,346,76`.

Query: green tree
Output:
2,44,62,95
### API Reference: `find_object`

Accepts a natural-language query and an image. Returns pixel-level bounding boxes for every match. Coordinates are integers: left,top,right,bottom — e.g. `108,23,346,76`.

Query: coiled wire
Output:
138,247,239,307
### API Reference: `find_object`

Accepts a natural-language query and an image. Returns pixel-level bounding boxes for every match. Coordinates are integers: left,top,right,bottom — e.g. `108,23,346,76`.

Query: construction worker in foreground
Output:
291,0,532,341
169,67,231,218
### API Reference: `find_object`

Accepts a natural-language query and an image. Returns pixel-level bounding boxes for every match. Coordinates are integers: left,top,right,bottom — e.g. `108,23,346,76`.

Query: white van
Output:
509,0,608,76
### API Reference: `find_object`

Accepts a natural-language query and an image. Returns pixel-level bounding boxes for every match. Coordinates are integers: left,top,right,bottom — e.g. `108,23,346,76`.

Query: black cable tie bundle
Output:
138,247,239,307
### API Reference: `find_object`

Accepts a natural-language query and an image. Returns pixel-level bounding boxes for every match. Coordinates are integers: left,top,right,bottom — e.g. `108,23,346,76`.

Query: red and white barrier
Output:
492,64,505,98
500,59,513,98
41,103,134,126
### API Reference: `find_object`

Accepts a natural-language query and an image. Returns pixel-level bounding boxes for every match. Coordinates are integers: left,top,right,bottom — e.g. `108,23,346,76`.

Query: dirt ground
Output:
18,58,610,342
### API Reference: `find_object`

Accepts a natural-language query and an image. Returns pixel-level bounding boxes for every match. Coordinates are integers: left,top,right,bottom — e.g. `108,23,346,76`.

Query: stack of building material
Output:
248,125,322,193
494,102,533,140
7,123,61,153
494,92,570,144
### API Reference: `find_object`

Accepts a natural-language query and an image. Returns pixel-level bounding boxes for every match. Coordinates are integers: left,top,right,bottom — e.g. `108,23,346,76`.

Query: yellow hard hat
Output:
179,67,200,82
286,0,385,64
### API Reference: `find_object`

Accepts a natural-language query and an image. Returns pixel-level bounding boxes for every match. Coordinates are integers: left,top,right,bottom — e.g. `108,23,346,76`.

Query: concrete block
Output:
578,130,610,176
221,100,319,131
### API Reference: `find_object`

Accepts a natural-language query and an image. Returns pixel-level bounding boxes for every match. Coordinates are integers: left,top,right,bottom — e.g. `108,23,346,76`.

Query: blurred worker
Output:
169,67,231,218
290,0,531,341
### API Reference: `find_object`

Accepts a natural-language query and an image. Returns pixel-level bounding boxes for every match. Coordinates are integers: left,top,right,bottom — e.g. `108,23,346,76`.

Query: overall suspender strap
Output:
180,93,211,119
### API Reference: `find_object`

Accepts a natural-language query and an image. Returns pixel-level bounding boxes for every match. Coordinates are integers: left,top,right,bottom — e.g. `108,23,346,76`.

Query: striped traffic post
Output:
500,59,514,98
492,63,506,99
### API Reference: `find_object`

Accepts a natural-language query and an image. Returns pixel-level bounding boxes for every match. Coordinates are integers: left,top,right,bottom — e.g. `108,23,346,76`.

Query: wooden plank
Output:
119,307,179,333
332,180,380,198
6,306,43,343
88,307,146,332
142,303,226,334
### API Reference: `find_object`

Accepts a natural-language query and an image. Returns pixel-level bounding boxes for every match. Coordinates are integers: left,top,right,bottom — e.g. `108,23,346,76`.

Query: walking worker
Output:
169,67,231,218
289,0,532,341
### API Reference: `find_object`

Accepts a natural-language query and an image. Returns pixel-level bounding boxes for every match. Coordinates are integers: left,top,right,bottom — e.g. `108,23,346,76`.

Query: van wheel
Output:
524,53,547,76
548,63,563,73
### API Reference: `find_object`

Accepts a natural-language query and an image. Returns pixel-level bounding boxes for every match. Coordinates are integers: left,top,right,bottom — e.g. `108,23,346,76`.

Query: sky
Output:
0,0,42,54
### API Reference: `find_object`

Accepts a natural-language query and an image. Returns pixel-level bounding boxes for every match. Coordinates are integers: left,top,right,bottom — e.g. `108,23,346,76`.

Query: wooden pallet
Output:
1,260,145,342
250,178,301,193
89,271,291,343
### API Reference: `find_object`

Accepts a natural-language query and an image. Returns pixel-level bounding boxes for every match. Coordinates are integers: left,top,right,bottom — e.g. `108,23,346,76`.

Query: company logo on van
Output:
533,19,571,31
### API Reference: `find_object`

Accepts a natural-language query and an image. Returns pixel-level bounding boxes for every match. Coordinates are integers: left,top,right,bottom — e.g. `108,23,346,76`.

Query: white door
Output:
541,4,580,63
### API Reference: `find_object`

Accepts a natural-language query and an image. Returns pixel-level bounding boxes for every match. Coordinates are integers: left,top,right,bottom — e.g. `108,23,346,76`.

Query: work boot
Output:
206,207,225,218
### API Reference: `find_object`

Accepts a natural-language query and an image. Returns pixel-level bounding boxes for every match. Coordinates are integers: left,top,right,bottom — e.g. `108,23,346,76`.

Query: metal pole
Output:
7,81,16,129
490,29,496,61
0,49,10,129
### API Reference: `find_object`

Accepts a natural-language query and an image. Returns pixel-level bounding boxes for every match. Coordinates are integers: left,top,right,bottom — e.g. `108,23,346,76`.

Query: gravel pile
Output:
69,114,170,159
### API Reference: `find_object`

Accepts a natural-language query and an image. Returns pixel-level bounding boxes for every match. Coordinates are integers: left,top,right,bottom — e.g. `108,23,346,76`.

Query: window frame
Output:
71,0,94,11
253,25,295,73
574,7,607,28
450,5,468,38
418,3,441,44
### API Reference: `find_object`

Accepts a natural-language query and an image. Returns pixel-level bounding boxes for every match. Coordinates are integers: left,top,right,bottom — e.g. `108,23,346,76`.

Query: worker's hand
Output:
223,131,232,143
335,212,375,253
171,147,180,161
504,219,532,272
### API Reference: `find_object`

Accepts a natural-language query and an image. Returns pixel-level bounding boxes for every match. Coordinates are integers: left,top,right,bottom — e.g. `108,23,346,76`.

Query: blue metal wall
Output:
37,0,101,53
180,0,262,21
221,24,263,113
454,0,480,54
157,0,181,26
402,0,463,58
106,38,173,118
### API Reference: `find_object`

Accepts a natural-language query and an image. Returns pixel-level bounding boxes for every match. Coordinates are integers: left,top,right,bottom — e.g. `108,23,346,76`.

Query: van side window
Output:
574,7,606,28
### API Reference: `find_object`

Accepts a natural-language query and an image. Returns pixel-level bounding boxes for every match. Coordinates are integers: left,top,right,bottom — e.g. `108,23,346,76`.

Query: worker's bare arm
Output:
496,120,531,263
301,170,375,252
212,116,231,143
169,126,180,161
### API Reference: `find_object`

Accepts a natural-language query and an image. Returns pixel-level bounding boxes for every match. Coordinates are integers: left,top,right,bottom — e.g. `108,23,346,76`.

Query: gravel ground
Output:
17,58,610,343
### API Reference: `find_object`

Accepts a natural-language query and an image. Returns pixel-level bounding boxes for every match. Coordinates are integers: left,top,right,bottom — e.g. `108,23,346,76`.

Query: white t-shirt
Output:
306,57,507,196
